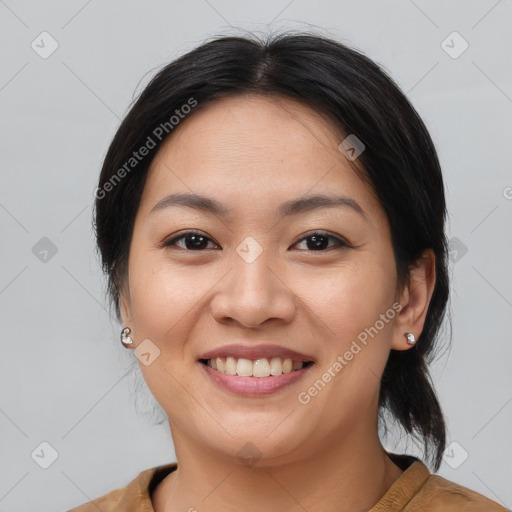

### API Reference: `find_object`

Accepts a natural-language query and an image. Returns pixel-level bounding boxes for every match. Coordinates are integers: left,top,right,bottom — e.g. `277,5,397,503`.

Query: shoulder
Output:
407,474,509,511
376,454,508,512
67,463,178,512
67,487,124,512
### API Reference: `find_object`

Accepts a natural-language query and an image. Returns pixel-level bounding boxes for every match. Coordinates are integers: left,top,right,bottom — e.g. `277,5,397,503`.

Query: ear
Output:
391,249,436,351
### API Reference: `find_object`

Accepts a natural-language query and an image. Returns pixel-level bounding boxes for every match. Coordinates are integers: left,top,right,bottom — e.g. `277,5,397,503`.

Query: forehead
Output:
138,94,381,223
155,94,344,165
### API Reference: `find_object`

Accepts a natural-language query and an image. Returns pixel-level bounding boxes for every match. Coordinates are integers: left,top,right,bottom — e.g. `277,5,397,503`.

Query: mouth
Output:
197,344,316,396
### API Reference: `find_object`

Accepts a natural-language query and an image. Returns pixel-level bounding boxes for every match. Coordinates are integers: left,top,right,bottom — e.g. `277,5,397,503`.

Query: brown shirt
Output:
68,453,508,511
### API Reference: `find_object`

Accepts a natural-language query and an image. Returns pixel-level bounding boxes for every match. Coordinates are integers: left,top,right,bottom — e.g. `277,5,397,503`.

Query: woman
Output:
69,32,507,511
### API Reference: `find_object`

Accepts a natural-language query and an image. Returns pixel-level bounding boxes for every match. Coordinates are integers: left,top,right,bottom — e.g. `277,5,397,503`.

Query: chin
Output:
197,421,314,467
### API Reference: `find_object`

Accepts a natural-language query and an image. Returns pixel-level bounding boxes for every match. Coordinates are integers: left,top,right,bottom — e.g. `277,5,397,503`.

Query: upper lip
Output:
199,344,315,363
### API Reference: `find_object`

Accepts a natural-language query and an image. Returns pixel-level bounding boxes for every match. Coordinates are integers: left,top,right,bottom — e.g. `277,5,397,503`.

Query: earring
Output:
121,327,134,348
405,332,416,345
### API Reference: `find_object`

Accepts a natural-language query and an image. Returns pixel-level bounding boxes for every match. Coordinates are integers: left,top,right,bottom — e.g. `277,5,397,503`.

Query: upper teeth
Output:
206,357,305,377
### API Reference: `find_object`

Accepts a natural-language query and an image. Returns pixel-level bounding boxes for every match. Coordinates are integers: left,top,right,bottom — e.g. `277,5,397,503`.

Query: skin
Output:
119,94,436,512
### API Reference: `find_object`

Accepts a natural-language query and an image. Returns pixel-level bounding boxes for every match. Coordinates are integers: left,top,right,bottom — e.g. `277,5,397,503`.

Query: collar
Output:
106,453,430,511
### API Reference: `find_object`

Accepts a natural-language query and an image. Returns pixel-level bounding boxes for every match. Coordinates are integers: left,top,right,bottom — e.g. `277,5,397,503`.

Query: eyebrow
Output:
149,192,367,220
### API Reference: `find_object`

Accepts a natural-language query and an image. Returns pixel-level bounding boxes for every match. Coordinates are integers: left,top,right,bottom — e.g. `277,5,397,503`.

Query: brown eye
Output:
293,231,348,251
162,230,349,252
163,231,219,251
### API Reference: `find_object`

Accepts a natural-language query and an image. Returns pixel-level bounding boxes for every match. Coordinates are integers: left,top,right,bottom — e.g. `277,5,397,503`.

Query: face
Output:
120,94,409,466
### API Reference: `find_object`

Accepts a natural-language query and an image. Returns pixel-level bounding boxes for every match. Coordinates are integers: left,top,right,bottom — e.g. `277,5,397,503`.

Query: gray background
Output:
0,1,511,510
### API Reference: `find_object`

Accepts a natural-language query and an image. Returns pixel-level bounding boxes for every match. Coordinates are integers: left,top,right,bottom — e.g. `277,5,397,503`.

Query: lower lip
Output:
199,362,313,396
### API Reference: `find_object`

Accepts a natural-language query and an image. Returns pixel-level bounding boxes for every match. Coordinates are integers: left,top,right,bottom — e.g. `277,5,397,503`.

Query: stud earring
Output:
121,327,134,348
405,332,416,345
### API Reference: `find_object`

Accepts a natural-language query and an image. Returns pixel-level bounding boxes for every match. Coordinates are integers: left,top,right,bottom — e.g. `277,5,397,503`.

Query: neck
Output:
153,409,404,512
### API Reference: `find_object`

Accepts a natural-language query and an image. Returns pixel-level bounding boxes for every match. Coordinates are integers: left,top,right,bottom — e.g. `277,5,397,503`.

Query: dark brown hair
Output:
93,31,450,470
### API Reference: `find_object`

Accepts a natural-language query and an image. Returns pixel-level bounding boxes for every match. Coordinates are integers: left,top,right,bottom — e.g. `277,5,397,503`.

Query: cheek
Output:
306,258,397,340
126,248,202,343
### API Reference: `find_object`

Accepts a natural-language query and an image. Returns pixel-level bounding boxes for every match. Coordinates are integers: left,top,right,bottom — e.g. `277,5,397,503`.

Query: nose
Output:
209,249,297,328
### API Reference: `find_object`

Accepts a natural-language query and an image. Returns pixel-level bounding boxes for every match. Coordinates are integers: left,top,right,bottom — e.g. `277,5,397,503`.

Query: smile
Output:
199,357,315,396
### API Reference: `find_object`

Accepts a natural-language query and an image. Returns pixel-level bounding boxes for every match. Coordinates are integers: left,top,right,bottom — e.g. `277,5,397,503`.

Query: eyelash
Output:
162,230,350,252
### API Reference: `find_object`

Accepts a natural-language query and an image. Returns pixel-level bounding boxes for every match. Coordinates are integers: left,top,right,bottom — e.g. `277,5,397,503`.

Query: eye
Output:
162,230,349,252
292,231,349,251
162,230,220,251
